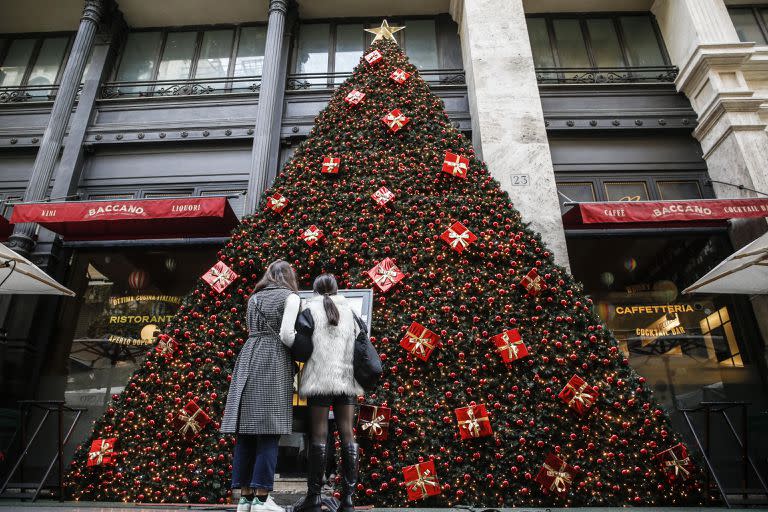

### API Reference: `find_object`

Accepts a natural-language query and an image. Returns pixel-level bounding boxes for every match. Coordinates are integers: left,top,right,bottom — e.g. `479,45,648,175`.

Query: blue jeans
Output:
231,434,280,490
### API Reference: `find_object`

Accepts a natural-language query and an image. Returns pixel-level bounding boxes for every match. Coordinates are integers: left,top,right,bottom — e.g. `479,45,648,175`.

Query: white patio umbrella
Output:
0,243,75,296
683,231,768,295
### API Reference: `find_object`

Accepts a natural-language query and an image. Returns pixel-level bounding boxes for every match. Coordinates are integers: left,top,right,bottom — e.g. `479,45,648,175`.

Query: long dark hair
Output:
313,273,339,326
253,260,299,293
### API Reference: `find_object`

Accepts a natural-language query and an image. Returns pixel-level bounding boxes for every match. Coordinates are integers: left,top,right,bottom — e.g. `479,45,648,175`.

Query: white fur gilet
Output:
299,294,364,398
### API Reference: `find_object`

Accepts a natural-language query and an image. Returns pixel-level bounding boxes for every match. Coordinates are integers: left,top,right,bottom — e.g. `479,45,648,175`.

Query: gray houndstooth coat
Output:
220,285,297,435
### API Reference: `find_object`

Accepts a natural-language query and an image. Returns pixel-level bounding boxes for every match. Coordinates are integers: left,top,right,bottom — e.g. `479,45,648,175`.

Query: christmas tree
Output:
65,22,709,507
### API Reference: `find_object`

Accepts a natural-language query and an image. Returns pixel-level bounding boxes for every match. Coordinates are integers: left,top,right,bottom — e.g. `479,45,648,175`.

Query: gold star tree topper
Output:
365,19,405,43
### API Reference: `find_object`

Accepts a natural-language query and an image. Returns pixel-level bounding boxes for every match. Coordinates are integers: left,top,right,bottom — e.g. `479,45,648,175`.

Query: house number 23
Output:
510,174,529,186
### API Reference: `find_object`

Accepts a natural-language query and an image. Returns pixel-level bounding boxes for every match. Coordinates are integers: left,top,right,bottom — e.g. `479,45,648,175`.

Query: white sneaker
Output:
238,497,253,512
253,495,284,512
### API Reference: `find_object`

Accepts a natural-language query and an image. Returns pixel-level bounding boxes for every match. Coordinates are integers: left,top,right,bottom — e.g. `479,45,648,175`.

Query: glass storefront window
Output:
552,19,591,69
556,182,595,213
604,181,649,201
116,31,162,93
568,234,763,411
334,24,364,83
195,29,234,91
619,16,666,67
63,246,218,421
296,23,330,85
156,31,197,82
657,180,703,200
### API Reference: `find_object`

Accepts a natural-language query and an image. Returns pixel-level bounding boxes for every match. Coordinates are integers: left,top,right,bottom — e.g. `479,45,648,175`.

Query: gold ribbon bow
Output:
496,331,523,360
385,112,408,129
374,266,400,286
178,407,204,436
445,154,467,175
303,228,321,242
374,189,393,203
447,228,471,248
392,70,408,82
88,440,114,465
405,329,435,356
360,407,389,436
543,460,573,493
458,407,489,438
269,196,286,209
664,451,691,477
209,266,233,286
347,91,364,102
565,381,595,408
157,339,174,356
323,159,339,171
524,274,543,292
407,465,439,498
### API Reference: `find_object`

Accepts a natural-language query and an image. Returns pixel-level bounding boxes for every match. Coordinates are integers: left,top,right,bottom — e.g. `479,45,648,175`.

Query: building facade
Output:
0,0,767,492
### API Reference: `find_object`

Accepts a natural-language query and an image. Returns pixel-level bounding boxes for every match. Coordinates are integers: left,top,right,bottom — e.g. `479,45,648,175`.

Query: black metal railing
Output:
536,65,678,84
0,84,61,104
286,68,466,90
99,75,262,99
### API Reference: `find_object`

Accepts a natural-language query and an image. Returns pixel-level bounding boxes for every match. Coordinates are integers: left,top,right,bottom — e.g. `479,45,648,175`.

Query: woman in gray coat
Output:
221,260,301,512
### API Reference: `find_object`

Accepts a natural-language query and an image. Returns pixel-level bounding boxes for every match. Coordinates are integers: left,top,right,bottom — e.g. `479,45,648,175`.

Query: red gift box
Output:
155,335,178,358
364,49,383,65
442,151,469,179
372,186,395,207
357,404,391,440
87,437,117,467
390,68,411,84
400,322,439,361
558,374,598,416
535,453,575,494
301,225,324,246
440,221,477,253
368,258,404,292
202,261,239,294
655,443,693,480
173,400,211,439
344,89,366,106
520,268,544,296
402,460,440,501
382,109,410,133
321,156,340,174
454,404,493,440
266,192,287,213
491,329,529,363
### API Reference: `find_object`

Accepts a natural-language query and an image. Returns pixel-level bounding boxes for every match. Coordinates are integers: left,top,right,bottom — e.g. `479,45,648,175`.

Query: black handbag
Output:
292,308,314,363
352,314,383,391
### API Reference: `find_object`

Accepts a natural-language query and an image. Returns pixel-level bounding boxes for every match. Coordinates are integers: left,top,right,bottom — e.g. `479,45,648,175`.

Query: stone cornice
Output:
675,42,756,94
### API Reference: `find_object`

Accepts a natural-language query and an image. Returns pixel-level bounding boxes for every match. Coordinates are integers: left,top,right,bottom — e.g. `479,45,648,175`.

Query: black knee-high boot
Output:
339,443,359,512
295,443,327,512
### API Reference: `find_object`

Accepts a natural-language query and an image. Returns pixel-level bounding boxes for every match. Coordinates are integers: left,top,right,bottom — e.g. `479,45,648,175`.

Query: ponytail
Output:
313,274,340,326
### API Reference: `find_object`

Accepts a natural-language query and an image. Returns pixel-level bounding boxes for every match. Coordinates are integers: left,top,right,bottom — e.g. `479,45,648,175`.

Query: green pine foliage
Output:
64,38,709,506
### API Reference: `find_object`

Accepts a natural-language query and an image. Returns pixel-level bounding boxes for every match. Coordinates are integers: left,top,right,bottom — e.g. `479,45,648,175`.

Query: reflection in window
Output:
116,32,162,93
552,19,590,68
657,181,702,200
556,182,595,213
156,32,196,82
728,7,768,44
235,26,267,77
619,16,666,67
406,19,439,70
586,19,624,67
0,35,72,94
605,181,649,202
334,24,364,82
296,23,330,85
528,18,555,68
195,30,234,83
567,234,760,410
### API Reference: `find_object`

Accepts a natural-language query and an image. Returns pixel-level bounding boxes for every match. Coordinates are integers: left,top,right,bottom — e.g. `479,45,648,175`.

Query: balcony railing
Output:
0,84,61,104
285,69,466,90
99,75,262,99
536,66,678,85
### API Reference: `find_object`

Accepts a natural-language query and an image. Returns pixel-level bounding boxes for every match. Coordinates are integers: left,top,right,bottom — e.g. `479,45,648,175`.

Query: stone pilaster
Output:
449,0,569,269
8,0,107,256
245,0,290,214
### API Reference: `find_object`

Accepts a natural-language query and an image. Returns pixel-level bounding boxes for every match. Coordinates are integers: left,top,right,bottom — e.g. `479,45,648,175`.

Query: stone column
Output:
652,0,768,362
8,0,106,256
449,0,569,269
245,0,290,214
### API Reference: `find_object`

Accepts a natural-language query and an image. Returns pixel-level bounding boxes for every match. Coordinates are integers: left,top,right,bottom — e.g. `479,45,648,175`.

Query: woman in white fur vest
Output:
292,274,362,512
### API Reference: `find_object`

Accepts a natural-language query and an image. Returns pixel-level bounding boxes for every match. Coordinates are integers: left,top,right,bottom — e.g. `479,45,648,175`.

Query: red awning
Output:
10,197,239,241
563,198,768,228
